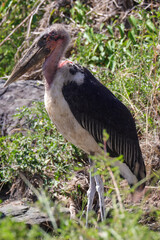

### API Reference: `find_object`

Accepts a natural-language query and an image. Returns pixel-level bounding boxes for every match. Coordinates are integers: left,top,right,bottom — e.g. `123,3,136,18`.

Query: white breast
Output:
44,67,101,155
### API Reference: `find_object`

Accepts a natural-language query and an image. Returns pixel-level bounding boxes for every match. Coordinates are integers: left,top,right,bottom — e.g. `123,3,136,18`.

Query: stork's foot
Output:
94,174,105,221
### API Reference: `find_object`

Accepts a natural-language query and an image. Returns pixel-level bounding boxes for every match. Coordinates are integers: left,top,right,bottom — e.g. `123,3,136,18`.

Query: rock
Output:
0,80,44,136
0,200,51,227
0,200,29,217
0,80,54,229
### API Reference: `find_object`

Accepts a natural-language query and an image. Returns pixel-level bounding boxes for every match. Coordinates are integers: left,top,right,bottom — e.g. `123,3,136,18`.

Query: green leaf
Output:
128,30,136,44
99,45,104,52
106,40,115,53
123,48,132,58
118,24,125,39
146,19,157,33
129,15,138,29
91,56,99,61
84,32,92,43
107,25,114,36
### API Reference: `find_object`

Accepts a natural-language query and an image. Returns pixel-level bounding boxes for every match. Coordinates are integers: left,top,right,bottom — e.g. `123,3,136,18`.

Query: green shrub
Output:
0,102,84,186
0,217,45,240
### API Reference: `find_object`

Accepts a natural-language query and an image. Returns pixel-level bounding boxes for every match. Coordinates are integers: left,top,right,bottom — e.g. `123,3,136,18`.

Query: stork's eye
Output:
50,35,55,40
42,34,48,40
38,34,49,47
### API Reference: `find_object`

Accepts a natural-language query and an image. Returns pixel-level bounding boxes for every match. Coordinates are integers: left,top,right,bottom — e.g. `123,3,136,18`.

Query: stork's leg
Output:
86,169,96,227
94,171,105,221
86,160,105,226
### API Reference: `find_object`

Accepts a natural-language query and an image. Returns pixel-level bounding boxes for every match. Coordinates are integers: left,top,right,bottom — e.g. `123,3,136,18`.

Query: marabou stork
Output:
4,24,146,225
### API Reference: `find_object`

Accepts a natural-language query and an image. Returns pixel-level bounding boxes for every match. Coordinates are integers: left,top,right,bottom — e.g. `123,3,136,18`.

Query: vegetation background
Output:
0,0,160,239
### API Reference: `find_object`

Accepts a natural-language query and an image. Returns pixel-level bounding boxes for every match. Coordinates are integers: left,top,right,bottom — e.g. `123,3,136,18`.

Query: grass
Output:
0,1,160,239
0,217,46,240
0,102,84,187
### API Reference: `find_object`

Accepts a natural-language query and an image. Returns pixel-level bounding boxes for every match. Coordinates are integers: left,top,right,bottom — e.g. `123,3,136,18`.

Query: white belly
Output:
44,85,101,155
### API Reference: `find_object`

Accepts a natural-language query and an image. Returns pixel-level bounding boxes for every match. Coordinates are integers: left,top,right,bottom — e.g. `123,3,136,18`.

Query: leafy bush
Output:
0,102,84,186
0,216,51,240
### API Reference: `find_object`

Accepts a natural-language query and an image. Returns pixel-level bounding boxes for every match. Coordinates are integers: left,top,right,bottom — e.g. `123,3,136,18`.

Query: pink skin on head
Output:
43,36,70,88
58,60,73,68
43,39,64,87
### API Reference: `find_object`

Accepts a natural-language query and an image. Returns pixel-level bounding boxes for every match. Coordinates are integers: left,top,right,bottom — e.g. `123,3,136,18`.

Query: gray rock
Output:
0,200,50,225
0,80,44,136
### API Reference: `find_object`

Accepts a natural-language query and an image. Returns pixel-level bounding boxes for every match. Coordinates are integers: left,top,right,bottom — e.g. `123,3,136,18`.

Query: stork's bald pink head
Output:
4,24,70,87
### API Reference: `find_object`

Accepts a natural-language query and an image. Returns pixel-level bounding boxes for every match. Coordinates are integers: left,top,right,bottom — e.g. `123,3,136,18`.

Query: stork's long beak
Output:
3,40,51,87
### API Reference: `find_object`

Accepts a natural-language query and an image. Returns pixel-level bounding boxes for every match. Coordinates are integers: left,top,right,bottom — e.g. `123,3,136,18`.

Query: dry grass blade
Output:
107,166,124,212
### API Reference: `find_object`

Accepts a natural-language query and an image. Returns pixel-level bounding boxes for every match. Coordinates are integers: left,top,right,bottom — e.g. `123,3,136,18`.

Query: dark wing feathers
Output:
62,66,146,182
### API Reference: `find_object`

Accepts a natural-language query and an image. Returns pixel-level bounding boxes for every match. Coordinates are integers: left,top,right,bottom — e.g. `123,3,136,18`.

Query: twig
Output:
145,186,160,189
107,166,124,212
0,0,45,47
103,137,123,212
113,0,122,9
26,15,34,40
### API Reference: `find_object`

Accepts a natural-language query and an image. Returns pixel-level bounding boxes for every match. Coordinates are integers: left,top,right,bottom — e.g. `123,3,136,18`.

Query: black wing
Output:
62,66,146,182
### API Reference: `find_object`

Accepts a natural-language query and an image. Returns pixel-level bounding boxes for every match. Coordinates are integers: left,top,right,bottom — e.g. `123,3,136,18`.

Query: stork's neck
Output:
43,39,68,88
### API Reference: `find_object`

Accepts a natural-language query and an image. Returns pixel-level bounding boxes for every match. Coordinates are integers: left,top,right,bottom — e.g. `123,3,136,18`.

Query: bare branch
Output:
0,0,45,47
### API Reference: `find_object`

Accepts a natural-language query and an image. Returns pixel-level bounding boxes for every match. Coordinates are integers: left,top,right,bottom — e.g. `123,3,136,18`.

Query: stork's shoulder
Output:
68,62,85,85
66,62,99,86
57,60,103,87
56,61,85,87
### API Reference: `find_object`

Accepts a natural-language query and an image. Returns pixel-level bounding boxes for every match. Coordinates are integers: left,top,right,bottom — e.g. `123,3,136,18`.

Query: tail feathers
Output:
133,152,146,190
